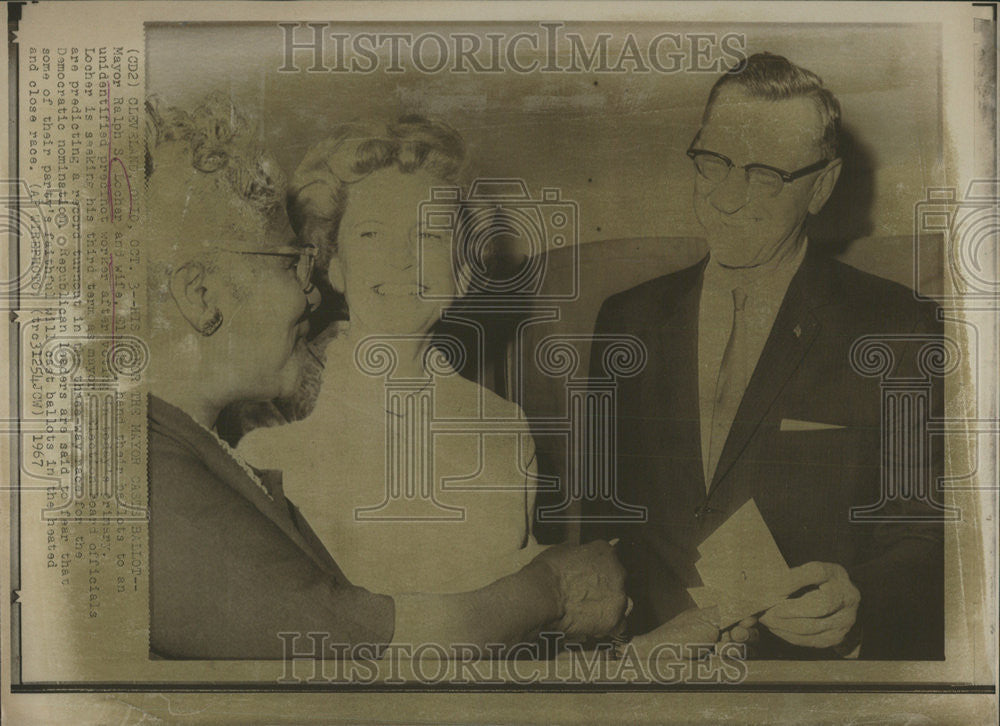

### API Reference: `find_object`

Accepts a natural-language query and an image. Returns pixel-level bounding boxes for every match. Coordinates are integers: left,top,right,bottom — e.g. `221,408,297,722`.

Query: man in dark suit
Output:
584,53,944,659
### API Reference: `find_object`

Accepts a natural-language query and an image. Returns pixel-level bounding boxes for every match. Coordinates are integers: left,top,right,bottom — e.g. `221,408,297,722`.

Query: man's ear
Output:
168,261,221,334
808,158,843,215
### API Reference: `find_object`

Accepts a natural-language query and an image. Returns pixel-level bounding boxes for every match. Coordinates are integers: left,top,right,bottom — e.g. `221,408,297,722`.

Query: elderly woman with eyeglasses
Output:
145,93,636,660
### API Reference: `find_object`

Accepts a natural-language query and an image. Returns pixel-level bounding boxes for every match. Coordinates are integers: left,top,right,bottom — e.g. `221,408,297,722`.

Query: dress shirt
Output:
698,239,808,487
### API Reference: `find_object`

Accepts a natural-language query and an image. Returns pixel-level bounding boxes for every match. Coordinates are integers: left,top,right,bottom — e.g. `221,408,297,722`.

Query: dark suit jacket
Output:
148,395,394,659
583,254,945,660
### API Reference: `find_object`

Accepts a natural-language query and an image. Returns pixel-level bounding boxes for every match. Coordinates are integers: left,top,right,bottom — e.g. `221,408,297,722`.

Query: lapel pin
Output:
793,324,802,338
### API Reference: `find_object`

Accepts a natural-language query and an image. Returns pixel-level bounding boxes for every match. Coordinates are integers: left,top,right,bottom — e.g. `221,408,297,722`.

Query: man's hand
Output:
720,616,759,648
531,540,627,639
760,561,860,649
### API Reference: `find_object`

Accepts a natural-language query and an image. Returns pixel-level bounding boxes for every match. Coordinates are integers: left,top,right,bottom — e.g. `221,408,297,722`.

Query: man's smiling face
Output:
692,86,834,268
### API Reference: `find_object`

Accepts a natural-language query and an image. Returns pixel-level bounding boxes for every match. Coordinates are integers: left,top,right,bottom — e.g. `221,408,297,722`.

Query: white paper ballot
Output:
688,499,801,628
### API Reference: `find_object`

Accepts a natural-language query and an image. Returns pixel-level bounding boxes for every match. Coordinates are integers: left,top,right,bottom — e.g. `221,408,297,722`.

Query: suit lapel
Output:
708,256,833,494
645,258,708,497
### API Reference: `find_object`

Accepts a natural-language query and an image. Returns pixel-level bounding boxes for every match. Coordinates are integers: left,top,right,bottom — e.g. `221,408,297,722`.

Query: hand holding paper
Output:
687,499,802,629
686,500,861,651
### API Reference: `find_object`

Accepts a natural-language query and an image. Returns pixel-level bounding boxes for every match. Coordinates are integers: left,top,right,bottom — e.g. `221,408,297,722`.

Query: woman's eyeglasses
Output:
686,147,830,199
222,244,317,292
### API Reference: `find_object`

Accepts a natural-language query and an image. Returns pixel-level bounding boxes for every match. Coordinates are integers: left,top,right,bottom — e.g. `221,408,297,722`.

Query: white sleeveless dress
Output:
239,342,547,595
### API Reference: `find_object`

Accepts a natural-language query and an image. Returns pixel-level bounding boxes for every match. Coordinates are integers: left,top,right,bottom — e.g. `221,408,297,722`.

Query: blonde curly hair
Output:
287,115,466,277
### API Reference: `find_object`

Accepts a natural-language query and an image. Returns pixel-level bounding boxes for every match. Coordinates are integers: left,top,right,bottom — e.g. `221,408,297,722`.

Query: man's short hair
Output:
703,52,842,160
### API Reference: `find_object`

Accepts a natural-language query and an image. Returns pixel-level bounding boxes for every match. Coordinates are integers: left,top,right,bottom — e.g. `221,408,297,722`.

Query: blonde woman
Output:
239,117,548,594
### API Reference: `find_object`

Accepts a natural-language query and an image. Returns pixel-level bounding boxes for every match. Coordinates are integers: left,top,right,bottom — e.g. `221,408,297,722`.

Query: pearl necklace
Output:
198,422,275,502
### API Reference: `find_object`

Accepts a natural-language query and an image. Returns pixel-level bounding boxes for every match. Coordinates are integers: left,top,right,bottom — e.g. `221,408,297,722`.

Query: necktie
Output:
705,287,748,488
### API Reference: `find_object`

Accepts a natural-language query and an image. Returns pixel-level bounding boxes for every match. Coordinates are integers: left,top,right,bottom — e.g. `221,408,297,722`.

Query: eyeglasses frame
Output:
685,146,831,192
221,244,318,293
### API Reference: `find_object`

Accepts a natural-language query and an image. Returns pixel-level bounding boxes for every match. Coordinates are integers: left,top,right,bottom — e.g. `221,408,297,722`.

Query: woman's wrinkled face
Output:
334,168,457,335
212,214,313,403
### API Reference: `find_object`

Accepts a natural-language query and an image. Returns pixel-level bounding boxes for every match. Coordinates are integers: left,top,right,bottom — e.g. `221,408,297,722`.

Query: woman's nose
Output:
709,169,750,214
391,240,418,270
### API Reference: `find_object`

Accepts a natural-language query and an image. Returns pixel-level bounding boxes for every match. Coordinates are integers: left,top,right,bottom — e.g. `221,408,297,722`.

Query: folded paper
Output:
688,499,800,628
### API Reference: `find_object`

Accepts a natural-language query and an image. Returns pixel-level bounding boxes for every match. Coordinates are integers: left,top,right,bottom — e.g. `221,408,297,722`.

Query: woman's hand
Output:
392,539,625,650
530,540,628,640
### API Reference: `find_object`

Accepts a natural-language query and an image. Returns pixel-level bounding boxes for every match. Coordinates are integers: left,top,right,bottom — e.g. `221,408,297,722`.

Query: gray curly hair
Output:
145,91,290,316
145,91,287,220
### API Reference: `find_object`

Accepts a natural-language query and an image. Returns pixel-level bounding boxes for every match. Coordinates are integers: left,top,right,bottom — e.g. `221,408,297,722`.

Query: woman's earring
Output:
200,310,223,336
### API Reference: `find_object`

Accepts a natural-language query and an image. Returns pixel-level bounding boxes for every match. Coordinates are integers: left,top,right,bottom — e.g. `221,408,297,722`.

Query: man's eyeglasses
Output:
223,244,317,292
686,147,830,199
